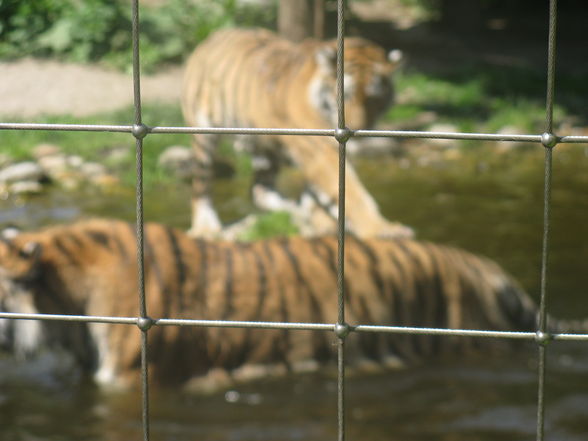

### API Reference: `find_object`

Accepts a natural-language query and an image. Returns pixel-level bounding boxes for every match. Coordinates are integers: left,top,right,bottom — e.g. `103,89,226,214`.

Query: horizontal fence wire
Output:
2,122,588,144
0,0,585,440
1,312,588,342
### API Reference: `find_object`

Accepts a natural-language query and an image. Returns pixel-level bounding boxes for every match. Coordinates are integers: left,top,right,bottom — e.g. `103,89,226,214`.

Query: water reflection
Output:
2,347,588,441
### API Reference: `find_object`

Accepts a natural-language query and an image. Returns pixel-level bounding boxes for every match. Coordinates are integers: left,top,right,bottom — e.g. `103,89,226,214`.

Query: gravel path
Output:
0,58,183,118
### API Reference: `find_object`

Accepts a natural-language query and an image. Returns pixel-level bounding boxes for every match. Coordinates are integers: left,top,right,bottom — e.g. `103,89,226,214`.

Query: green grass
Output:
386,65,578,134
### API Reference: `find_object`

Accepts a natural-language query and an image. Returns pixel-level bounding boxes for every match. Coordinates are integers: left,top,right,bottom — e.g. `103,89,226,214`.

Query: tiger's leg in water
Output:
285,136,414,238
188,133,222,237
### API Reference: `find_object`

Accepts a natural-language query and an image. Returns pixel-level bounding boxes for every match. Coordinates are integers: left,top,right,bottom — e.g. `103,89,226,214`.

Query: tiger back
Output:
2,219,581,391
181,28,413,239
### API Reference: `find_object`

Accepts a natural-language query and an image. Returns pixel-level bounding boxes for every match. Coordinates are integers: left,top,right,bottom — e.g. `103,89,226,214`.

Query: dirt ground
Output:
0,58,183,118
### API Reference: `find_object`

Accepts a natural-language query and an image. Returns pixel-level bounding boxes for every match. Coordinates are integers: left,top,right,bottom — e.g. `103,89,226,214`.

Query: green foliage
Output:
0,0,129,60
392,71,487,116
238,211,299,241
386,68,571,133
130,0,277,72
0,0,277,72
0,0,64,49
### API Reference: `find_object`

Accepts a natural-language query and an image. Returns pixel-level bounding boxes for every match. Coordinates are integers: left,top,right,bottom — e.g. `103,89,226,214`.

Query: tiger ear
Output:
1,226,21,240
315,46,337,73
388,49,403,66
20,242,41,261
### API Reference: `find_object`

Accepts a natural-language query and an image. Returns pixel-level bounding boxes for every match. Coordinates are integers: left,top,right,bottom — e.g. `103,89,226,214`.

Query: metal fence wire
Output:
2,0,588,440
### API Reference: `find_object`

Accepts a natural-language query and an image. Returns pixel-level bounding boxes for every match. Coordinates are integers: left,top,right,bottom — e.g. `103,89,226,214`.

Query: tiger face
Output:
0,229,45,357
311,38,402,130
0,230,41,285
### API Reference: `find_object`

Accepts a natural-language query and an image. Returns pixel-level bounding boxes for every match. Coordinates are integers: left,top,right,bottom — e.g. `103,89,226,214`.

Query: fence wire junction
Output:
1,1,588,441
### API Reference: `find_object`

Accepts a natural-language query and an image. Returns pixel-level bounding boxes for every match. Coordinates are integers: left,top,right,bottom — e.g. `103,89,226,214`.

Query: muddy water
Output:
1,146,588,441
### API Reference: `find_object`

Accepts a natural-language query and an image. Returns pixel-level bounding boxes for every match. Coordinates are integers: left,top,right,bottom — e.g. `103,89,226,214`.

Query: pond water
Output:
1,143,587,441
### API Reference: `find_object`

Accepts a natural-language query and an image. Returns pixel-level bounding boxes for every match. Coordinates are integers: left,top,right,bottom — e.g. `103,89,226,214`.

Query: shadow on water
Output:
0,145,588,440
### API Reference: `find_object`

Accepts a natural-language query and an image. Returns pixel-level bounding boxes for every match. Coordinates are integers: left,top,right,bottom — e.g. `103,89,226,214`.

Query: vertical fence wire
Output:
130,0,150,440
335,1,347,440
536,1,558,440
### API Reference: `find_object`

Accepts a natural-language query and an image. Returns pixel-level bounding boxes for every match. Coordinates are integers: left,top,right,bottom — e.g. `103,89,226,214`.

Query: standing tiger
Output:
181,27,413,239
1,219,585,391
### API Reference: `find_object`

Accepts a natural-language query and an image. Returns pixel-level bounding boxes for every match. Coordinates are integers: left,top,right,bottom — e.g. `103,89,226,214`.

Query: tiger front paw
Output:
188,198,223,238
381,222,415,239
355,219,415,239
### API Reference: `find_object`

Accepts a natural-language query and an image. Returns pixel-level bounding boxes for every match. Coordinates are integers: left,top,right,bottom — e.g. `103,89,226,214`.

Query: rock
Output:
38,155,69,175
158,145,197,180
58,175,83,191
496,125,526,151
347,137,401,157
9,181,43,195
67,155,84,168
80,162,107,179
89,174,120,189
104,146,129,165
33,143,62,159
0,162,45,183
425,123,459,147
158,145,193,163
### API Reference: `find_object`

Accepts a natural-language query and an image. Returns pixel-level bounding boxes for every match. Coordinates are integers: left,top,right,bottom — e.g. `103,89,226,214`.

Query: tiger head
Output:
0,227,88,315
0,228,44,357
0,228,42,285
311,37,403,130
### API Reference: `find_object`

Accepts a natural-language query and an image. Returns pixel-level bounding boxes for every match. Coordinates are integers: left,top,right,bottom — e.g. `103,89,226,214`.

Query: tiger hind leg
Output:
188,133,223,238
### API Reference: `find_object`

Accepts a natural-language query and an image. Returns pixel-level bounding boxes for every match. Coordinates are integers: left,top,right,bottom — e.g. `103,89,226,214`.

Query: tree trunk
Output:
278,0,325,41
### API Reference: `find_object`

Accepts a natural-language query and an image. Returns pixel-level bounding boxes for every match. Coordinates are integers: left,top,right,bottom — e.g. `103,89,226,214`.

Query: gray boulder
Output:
0,162,46,184
158,146,197,180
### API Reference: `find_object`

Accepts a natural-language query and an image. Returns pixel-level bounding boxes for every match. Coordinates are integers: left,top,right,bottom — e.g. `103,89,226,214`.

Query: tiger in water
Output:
0,219,585,391
182,27,413,239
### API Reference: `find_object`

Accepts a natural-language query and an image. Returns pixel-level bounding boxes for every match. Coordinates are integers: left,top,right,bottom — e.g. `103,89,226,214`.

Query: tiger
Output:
181,27,413,239
0,219,585,391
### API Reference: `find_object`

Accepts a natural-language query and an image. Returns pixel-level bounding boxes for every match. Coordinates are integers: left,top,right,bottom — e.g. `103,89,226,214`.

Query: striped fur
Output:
182,27,412,239
0,219,580,390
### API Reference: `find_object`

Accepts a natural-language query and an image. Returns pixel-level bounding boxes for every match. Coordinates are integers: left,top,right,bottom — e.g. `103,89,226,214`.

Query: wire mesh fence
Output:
1,0,588,440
